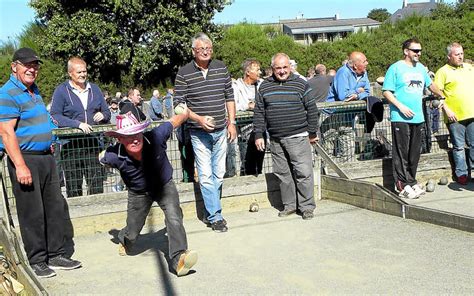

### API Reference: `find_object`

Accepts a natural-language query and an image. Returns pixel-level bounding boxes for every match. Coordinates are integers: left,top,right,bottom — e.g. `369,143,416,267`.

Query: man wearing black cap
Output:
0,48,82,278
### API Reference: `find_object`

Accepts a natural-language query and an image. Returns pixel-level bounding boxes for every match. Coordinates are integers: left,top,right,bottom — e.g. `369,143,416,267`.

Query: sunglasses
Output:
408,48,422,54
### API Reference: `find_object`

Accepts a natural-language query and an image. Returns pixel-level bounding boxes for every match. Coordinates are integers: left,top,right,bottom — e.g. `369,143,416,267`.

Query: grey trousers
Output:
270,136,316,212
119,180,187,265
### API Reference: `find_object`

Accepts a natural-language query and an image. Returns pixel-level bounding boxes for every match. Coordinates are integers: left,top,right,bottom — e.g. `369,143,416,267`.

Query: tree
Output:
29,0,231,87
367,8,391,22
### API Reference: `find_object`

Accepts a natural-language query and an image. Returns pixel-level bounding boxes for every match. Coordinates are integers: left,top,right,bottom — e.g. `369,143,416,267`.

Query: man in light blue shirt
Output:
323,52,370,161
149,89,163,121
383,37,444,199
327,52,370,103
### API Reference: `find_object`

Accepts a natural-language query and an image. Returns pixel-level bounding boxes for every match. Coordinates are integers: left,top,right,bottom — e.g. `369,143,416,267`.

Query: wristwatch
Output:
229,120,237,125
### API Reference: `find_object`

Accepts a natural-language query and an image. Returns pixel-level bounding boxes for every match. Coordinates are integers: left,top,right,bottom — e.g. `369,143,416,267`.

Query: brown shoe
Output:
176,250,198,277
278,208,297,217
118,242,128,256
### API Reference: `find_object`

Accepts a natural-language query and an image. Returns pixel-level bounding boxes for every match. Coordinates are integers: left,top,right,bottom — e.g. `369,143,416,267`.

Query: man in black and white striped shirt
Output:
254,53,319,220
174,33,236,232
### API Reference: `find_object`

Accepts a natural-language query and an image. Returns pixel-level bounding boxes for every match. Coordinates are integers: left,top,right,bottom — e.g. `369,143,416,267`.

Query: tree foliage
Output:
367,8,391,22
29,0,230,87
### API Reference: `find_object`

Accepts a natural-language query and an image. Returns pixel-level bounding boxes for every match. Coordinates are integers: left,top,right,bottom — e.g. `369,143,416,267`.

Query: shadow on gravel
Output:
108,227,181,295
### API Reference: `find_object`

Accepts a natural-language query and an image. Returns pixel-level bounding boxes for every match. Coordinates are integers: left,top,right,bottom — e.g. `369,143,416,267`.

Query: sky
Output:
0,0,456,43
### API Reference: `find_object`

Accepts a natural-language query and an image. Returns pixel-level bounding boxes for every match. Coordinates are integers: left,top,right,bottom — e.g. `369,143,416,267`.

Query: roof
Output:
388,2,438,22
282,18,380,35
283,18,381,30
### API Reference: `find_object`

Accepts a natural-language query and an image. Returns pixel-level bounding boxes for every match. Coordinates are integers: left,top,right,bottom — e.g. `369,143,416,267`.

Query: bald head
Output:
348,51,368,75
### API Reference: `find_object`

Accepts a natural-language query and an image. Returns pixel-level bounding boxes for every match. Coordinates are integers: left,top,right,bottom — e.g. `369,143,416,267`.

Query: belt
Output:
21,150,51,155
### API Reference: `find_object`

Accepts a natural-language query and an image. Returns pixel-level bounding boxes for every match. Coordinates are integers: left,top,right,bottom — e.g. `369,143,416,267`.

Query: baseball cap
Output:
12,48,43,64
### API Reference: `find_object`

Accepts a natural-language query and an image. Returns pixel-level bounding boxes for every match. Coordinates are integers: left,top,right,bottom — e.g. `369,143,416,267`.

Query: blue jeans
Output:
190,128,227,223
448,119,474,177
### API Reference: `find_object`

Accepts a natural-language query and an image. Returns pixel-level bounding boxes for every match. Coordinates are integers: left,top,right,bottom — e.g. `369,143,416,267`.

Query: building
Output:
281,15,381,45
388,0,438,23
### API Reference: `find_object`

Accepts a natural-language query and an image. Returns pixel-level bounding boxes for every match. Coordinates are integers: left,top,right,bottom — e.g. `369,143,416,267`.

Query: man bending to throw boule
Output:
99,107,197,277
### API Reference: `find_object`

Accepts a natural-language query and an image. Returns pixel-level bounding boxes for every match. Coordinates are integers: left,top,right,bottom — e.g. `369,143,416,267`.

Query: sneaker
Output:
202,217,227,226
278,208,297,217
457,175,468,185
176,250,198,277
48,255,82,270
412,184,426,197
398,185,418,199
211,220,228,232
31,262,56,278
302,210,314,220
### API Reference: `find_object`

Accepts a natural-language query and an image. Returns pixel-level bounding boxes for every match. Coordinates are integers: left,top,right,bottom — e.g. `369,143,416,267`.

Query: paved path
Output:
41,200,473,295
405,180,474,217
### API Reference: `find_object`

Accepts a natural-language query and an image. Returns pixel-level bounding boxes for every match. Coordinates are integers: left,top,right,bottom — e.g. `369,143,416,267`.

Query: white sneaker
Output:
412,184,426,197
398,185,418,199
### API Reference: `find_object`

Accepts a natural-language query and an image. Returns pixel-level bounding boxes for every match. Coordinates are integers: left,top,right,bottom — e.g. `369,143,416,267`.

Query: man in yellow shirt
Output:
435,42,474,185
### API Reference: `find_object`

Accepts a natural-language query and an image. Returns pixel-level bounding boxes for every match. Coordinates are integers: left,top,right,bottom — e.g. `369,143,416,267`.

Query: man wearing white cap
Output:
99,110,197,277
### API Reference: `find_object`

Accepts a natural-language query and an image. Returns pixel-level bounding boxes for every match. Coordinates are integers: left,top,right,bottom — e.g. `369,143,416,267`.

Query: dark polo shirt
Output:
100,122,174,193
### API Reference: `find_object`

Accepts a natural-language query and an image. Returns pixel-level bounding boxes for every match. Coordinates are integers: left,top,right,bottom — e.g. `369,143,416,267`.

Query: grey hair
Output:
241,58,260,75
446,42,463,55
271,53,290,67
315,64,327,75
67,56,86,72
191,32,212,48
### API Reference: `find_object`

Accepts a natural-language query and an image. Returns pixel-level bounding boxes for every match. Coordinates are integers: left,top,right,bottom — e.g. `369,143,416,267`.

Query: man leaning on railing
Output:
50,56,111,198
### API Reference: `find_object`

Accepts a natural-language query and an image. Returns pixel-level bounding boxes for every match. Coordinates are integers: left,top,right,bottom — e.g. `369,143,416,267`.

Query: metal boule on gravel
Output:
426,182,436,192
439,176,449,185
249,202,259,213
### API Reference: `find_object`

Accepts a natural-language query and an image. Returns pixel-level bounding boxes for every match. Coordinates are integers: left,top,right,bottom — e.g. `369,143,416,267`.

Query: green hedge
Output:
214,15,473,81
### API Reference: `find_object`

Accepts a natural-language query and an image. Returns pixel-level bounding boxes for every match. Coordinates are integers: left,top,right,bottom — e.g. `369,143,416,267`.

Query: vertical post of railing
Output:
315,152,322,201
0,158,11,232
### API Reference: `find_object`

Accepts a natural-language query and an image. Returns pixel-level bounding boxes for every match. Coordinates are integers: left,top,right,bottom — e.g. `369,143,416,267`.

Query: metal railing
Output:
1,97,450,200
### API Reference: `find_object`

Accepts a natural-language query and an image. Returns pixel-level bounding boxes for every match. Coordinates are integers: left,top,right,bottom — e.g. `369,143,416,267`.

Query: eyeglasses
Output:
193,47,213,53
408,48,422,53
16,61,41,69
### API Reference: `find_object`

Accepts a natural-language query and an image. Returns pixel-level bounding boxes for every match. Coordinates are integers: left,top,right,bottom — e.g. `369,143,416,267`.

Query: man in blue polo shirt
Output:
0,48,82,278
99,110,197,277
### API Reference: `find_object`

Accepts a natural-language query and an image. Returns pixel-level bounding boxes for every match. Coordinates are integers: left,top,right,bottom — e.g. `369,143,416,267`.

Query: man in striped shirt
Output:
254,53,319,220
174,33,236,232
0,48,82,278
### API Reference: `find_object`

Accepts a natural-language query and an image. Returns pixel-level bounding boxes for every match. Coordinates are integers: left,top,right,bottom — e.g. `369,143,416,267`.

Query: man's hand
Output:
79,122,93,134
227,122,237,141
309,136,319,144
16,164,32,186
443,105,457,122
198,115,215,132
344,94,358,102
93,112,105,123
255,138,265,152
397,104,415,119
357,87,365,94
248,101,255,110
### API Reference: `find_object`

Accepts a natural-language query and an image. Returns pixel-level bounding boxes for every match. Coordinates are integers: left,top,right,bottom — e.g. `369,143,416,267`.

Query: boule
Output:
249,202,259,212
439,176,449,185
